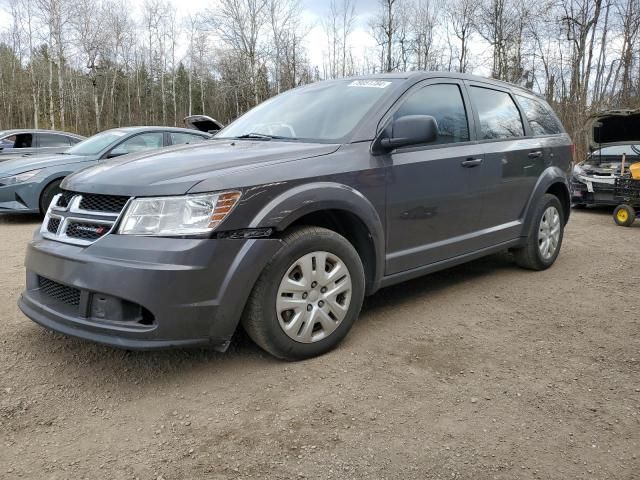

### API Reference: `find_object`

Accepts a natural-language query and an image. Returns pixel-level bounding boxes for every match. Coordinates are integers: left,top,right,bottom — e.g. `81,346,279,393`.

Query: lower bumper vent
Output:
38,276,81,306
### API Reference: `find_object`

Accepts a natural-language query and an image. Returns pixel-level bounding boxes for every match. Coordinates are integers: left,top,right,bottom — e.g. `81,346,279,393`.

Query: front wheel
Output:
39,179,63,216
514,194,565,270
242,226,365,361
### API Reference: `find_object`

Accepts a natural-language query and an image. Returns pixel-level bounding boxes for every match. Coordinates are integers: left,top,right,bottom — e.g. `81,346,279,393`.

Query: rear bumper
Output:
19,232,282,350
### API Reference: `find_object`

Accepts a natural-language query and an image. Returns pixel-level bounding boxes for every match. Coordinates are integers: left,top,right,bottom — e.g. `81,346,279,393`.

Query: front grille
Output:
66,222,110,241
47,217,61,233
591,183,614,192
78,193,129,213
38,276,81,306
56,191,75,208
45,191,131,246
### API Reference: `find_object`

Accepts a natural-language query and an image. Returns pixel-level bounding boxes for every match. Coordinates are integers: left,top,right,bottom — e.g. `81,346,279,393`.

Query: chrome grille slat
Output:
42,191,131,246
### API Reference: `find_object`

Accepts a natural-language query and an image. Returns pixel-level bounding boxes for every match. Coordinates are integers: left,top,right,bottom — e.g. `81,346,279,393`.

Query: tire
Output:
613,204,636,227
514,193,565,271
39,179,63,216
242,226,365,361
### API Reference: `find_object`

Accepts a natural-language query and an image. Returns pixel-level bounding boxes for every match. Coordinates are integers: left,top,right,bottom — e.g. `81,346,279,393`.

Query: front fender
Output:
248,182,386,290
522,166,570,232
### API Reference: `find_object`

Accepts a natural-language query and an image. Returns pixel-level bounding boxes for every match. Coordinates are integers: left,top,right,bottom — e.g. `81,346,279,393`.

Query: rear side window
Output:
39,133,70,147
515,95,562,135
394,83,469,144
170,132,207,145
470,87,524,139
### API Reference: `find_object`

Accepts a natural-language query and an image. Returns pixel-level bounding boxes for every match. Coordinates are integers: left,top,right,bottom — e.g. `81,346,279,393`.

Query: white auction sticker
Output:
348,80,392,89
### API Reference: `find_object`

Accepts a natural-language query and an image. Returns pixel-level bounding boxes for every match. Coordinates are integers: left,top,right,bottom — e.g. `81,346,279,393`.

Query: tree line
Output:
0,0,638,156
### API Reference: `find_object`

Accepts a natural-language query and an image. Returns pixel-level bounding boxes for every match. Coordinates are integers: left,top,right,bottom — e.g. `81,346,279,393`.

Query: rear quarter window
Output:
515,95,562,135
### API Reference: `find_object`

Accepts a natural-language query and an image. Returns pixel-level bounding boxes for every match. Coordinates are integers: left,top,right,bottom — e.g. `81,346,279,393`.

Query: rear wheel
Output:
514,193,565,270
613,204,636,227
39,179,63,216
242,226,365,361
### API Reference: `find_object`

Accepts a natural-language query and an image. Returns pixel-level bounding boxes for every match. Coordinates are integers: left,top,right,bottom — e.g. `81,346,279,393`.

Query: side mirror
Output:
380,115,439,150
106,148,127,159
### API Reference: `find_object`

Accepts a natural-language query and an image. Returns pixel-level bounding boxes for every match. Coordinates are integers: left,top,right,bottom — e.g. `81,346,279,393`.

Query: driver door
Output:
385,80,481,274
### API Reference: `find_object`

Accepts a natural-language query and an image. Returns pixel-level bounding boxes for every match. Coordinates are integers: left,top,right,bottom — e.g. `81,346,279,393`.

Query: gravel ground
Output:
0,209,639,480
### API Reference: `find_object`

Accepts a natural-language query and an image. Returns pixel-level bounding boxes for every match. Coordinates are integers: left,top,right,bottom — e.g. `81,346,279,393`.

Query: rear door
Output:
36,132,72,155
464,82,543,245
385,79,483,274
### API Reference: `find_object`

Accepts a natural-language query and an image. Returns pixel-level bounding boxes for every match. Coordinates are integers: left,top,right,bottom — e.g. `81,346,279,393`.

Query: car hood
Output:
0,154,91,176
184,115,224,133
63,140,340,196
591,109,640,147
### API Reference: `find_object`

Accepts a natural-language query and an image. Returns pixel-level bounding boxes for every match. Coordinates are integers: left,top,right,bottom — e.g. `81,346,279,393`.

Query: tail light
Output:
570,144,577,166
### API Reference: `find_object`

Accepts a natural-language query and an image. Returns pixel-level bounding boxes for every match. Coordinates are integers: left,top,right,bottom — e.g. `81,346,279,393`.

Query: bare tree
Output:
209,0,269,107
446,0,478,73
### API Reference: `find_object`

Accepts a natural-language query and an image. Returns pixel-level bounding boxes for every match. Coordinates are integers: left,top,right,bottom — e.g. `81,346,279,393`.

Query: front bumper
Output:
571,176,618,206
0,181,41,213
19,232,282,350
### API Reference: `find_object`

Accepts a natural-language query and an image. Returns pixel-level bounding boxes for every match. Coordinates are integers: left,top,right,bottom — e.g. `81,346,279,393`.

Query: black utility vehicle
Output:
20,73,573,360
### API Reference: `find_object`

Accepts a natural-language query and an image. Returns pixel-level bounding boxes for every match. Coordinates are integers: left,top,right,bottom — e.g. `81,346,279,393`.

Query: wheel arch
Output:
522,167,571,233
38,175,67,213
249,182,385,294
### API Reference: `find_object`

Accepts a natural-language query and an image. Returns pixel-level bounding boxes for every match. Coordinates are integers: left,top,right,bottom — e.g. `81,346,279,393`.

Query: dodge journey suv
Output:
20,73,572,360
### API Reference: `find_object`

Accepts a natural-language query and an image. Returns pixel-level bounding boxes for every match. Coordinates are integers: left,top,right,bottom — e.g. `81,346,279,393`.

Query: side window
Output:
170,132,206,145
470,87,524,139
68,136,82,145
394,83,469,144
39,133,71,147
0,135,17,148
113,132,164,155
10,133,33,148
515,95,562,136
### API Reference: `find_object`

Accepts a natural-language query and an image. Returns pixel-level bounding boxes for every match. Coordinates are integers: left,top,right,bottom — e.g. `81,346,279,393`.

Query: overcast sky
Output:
0,0,385,72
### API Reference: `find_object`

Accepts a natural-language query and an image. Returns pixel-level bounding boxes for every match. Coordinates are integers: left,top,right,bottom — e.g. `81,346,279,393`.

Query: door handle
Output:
461,158,483,167
528,150,543,159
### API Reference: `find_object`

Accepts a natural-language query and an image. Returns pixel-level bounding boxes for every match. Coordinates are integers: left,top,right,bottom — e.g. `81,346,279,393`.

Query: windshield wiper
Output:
232,133,295,140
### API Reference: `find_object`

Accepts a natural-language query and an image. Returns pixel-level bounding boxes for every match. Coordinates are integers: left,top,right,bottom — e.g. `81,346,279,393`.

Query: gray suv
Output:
19,73,572,360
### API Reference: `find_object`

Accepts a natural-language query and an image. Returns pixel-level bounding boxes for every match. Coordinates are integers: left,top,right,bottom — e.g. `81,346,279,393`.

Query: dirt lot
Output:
0,209,639,480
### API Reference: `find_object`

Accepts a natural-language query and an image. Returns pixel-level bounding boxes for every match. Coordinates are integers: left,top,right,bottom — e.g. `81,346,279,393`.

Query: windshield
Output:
587,144,640,163
218,79,399,142
66,130,128,156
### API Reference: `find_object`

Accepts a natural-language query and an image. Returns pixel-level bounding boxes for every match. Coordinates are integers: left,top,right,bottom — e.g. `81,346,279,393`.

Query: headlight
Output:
572,164,585,177
118,191,241,236
0,168,43,186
